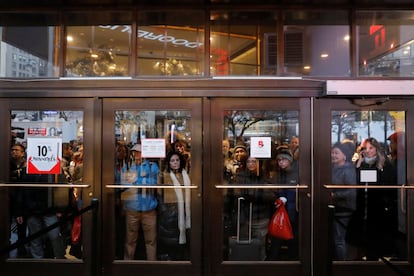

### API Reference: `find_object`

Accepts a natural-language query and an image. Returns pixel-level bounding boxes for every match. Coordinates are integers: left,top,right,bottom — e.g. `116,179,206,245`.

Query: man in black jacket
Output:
13,143,66,259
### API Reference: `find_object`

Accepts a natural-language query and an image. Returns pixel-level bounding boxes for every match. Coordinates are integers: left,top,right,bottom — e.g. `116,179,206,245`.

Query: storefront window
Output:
0,13,60,78
64,12,133,77
137,11,204,76
210,11,278,76
3,9,414,79
283,10,350,77
356,11,414,77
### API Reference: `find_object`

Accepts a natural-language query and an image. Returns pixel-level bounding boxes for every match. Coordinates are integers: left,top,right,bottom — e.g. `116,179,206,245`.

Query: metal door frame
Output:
0,98,98,276
205,97,312,276
313,97,414,276
100,98,203,276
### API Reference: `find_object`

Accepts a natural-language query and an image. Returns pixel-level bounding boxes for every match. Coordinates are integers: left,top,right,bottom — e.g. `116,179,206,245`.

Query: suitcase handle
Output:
236,197,252,243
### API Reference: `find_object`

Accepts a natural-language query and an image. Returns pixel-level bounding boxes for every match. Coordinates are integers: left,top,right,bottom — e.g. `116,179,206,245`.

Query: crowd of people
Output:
10,128,405,263
331,132,406,261
222,137,300,261
222,132,405,262
115,135,192,261
9,140,84,259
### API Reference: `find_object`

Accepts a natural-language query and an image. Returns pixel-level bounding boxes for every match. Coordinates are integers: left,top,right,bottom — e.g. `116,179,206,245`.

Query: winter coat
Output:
331,161,357,213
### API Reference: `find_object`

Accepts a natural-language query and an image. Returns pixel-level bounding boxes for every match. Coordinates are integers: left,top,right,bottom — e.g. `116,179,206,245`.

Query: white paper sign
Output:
27,137,62,174
250,137,272,158
141,138,166,158
360,170,377,183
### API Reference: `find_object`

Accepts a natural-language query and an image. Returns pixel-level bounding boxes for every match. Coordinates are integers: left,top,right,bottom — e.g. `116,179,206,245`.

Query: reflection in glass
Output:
9,110,84,259
137,11,204,76
283,10,350,77
0,26,59,78
210,11,278,76
114,110,192,261
65,25,130,77
222,110,300,261
356,11,414,77
330,110,407,261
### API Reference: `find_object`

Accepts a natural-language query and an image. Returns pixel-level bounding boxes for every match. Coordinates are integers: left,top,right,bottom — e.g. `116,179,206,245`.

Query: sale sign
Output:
27,137,62,174
250,136,272,158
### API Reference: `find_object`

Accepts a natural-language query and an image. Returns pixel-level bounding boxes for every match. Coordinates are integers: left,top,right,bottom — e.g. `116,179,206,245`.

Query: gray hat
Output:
234,143,247,152
333,141,355,161
276,148,293,162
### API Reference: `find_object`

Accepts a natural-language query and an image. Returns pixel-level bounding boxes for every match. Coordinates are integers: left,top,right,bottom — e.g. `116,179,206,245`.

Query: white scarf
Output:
170,169,191,244
364,156,377,167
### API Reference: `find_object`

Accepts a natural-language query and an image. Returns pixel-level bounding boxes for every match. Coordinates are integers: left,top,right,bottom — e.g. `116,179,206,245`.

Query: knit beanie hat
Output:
276,148,293,162
333,141,355,162
234,143,247,152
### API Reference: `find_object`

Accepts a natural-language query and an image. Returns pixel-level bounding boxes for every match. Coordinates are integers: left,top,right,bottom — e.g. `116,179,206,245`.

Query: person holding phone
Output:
347,137,397,260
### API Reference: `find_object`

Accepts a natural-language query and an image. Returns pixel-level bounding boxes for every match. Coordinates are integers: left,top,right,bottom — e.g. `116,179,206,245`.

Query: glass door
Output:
101,98,202,276
206,98,312,276
314,98,414,276
0,98,96,276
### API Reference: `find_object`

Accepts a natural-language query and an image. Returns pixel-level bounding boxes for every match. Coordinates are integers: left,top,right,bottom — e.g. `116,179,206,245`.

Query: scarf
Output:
170,169,191,244
364,156,376,166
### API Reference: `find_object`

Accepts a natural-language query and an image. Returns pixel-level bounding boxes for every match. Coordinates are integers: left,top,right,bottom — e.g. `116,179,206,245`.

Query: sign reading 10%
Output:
27,137,62,174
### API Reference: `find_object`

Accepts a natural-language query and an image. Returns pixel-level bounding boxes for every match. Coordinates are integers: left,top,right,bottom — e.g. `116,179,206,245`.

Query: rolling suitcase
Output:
228,197,262,261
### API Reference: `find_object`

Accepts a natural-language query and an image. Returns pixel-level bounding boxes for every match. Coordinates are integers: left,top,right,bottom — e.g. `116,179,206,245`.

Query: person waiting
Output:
122,144,159,260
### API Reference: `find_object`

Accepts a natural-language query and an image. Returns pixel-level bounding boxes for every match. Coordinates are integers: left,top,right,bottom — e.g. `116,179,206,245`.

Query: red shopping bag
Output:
268,200,294,240
71,188,82,244
72,215,81,244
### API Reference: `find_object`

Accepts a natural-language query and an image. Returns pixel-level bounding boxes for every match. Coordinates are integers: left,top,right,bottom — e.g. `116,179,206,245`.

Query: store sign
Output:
141,138,166,158
27,127,47,136
250,137,271,158
99,25,203,49
27,137,62,174
369,25,386,49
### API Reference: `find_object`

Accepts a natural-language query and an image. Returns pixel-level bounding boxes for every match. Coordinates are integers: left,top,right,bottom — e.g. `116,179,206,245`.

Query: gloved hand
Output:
275,197,287,208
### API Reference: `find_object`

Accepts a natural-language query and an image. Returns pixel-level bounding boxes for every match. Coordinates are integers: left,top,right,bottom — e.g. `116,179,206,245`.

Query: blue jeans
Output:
27,214,65,259
9,219,18,258
333,214,352,260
